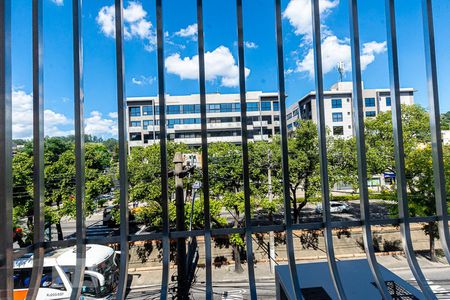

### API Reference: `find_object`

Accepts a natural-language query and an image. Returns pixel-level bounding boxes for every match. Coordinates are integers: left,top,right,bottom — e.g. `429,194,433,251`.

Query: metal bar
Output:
114,0,130,298
0,0,13,298
156,0,170,298
236,1,257,298
348,1,392,299
26,0,45,299
385,1,436,298
310,1,347,299
274,0,303,299
70,0,86,298
196,1,213,298
421,0,450,264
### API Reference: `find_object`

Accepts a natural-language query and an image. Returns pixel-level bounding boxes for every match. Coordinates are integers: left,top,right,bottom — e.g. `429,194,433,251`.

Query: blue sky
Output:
11,0,450,139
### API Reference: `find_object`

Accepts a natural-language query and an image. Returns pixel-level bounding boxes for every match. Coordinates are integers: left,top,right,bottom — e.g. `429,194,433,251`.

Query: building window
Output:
167,105,181,114
207,104,221,113
366,111,376,117
183,104,200,114
273,101,279,111
220,103,233,112
130,132,142,141
168,119,182,128
287,113,293,120
333,126,344,135
143,120,153,129
331,99,342,108
261,101,271,111
184,118,200,124
365,98,376,107
293,109,299,117
142,106,153,116
129,107,141,117
386,97,391,106
247,102,259,112
332,112,343,122
130,121,141,127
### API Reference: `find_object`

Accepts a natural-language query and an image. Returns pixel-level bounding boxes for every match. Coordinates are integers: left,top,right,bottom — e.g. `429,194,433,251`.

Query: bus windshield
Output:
64,253,118,298
87,252,118,297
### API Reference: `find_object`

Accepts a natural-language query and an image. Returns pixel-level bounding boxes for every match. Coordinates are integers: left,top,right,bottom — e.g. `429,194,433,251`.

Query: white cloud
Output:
283,0,339,41
12,90,118,139
12,90,72,139
108,112,118,119
245,41,258,49
165,46,250,87
97,1,156,51
295,36,386,77
132,75,155,86
85,111,118,138
51,0,64,6
175,23,198,40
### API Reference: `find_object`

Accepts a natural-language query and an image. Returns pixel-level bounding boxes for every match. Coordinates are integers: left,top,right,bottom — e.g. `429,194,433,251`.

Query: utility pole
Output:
268,149,276,273
174,152,188,300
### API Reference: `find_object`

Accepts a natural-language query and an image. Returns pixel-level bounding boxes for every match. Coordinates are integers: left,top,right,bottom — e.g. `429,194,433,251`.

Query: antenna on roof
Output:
337,61,345,82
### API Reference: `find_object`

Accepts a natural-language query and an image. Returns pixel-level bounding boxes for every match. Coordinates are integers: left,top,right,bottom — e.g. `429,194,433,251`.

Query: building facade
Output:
126,92,280,148
286,82,415,138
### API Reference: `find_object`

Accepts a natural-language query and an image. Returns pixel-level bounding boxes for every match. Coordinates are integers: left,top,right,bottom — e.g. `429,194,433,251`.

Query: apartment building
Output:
126,92,280,148
286,81,415,138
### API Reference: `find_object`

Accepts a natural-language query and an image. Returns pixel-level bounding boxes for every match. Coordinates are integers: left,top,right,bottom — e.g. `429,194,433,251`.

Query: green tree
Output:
405,144,450,261
126,142,192,230
45,143,113,240
208,142,246,272
288,121,321,223
365,104,448,260
328,136,358,191
441,111,450,130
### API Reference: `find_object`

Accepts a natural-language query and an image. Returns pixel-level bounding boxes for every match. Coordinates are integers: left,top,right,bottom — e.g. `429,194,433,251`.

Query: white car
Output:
315,202,352,214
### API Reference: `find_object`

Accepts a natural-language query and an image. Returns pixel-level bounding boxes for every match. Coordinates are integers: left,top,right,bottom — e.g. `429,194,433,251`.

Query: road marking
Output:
408,279,450,297
221,289,246,300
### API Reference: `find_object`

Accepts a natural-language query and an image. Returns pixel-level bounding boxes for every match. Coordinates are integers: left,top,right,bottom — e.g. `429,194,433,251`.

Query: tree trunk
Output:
233,244,244,273
429,222,436,262
292,189,298,224
56,221,64,241
233,208,243,273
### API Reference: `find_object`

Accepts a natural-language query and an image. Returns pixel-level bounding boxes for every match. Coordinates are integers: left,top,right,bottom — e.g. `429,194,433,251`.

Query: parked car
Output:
315,201,352,214
102,205,139,233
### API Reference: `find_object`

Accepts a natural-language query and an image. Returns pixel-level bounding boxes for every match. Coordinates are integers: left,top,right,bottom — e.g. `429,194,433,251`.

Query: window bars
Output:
0,0,448,299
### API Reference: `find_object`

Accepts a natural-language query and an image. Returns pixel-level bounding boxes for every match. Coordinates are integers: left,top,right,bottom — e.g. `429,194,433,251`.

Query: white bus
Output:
13,244,119,300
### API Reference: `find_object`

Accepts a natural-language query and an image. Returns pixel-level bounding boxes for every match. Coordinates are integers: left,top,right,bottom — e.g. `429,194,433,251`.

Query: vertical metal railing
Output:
348,0,392,299
310,1,347,299
421,0,450,265
274,0,303,299
385,0,436,299
156,0,170,298
196,1,213,298
0,1,449,299
26,0,45,299
236,1,258,299
70,0,87,298
114,0,130,298
0,0,13,299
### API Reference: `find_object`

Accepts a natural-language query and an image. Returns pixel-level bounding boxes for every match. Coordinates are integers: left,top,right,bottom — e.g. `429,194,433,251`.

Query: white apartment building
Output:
127,92,281,148
286,81,415,138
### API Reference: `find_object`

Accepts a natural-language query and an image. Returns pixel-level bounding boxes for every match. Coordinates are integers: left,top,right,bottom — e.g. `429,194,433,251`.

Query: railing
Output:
0,0,449,300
